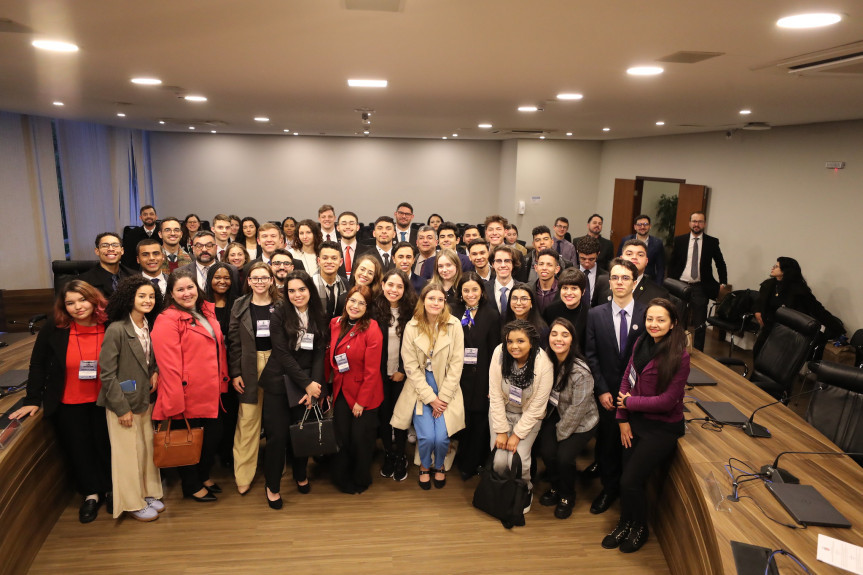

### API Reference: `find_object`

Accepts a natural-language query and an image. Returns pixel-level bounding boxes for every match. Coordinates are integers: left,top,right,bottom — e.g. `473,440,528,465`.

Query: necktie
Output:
344,246,352,275
219,248,225,260
619,310,628,354
499,286,508,314
583,269,591,305
167,253,177,263
111,274,119,292
400,231,407,242
326,284,336,317
150,278,161,291
690,237,700,281
327,233,332,242
555,239,561,253
383,253,391,268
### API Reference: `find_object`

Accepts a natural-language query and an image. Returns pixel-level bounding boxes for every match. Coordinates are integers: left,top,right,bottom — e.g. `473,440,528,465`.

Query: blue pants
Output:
413,371,450,469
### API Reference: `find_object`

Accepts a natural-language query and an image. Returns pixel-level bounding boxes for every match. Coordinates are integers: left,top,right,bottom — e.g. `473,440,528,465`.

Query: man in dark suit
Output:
393,202,418,245
179,230,239,291
391,241,427,293
121,205,160,269
420,222,474,278
467,239,495,284
314,241,347,318
368,216,397,272
575,236,606,307
78,232,135,298
585,258,646,514
594,239,669,307
137,238,169,296
616,214,665,283
668,211,728,350
575,214,614,272
336,211,372,280
517,225,574,284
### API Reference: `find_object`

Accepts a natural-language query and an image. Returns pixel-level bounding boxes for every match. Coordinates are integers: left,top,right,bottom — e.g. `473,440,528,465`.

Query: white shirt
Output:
142,271,167,295
376,246,393,264
322,228,337,242
679,233,704,283
580,266,597,299
611,298,636,353
493,277,515,314
396,227,411,243
194,262,211,290
130,315,151,364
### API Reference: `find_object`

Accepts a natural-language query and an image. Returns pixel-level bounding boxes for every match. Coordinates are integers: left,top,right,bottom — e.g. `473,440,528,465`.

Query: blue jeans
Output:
413,371,450,469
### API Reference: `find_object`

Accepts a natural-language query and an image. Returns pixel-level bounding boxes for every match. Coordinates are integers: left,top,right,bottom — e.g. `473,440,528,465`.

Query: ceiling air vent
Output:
765,40,863,77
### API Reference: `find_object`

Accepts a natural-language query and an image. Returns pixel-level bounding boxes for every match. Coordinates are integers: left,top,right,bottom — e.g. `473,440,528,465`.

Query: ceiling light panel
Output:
32,39,78,52
627,66,664,76
348,79,388,87
777,13,842,29
131,77,162,85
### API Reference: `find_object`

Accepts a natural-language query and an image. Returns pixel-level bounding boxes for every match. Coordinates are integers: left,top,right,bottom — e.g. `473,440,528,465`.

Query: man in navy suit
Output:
121,204,160,270
393,202,418,245
616,214,665,283
369,216,397,272
668,211,728,350
585,258,646,514
392,241,427,293
336,211,371,280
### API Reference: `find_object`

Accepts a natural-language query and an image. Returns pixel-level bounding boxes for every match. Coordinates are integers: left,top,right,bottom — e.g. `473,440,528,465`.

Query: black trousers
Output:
596,404,623,494
689,283,709,351
261,391,310,493
378,376,407,456
540,412,597,498
217,390,240,466
455,408,490,476
171,417,222,496
620,414,684,524
333,394,378,491
53,402,111,497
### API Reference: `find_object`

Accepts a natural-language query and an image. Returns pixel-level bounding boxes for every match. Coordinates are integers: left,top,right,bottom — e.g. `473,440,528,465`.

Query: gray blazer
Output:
552,358,599,440
98,316,158,415
228,294,277,404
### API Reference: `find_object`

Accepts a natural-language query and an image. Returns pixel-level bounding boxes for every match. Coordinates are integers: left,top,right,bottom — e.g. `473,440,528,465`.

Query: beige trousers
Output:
233,349,270,487
106,406,163,518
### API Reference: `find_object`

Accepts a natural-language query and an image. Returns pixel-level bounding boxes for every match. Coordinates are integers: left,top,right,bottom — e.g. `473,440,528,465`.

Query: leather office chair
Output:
850,329,863,368
52,260,99,294
805,360,863,466
663,278,692,332
705,289,759,357
720,307,822,400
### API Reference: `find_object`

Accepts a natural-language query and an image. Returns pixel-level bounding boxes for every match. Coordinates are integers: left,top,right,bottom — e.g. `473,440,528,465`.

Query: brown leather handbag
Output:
153,417,203,468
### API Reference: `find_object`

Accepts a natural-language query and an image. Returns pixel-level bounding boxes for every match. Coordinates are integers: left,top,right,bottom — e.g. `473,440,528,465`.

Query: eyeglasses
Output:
99,242,121,249
249,277,271,284
271,261,293,267
162,227,182,234
346,298,367,308
635,223,650,227
193,242,216,250
511,296,531,303
610,275,633,283
396,211,413,217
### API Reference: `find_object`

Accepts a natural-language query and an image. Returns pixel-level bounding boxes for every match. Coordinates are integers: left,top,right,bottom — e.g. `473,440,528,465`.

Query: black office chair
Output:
24,260,100,334
805,360,863,466
663,278,692,330
719,307,822,400
850,329,863,368
705,289,759,357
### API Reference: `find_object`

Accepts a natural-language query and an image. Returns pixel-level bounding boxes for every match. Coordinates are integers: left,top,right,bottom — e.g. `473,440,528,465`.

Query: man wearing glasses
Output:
552,217,577,265
158,217,191,273
180,230,238,290
393,202,417,245
78,232,135,298
269,250,295,290
485,244,519,315
616,214,665,283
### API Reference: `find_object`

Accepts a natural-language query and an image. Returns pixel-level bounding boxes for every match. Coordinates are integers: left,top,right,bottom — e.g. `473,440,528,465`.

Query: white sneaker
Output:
523,492,533,514
129,506,159,522
407,426,417,444
145,497,166,513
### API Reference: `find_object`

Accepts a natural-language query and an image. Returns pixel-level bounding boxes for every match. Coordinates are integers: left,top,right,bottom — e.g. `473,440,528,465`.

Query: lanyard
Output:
72,323,103,360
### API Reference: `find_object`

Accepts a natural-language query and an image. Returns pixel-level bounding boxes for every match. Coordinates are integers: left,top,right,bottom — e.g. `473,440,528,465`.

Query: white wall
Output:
598,121,863,331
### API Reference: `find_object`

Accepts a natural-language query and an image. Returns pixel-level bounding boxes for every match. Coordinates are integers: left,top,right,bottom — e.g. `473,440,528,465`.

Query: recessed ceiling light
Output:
293,132,299,136
254,117,269,122
518,106,539,112
777,13,842,28
539,136,546,140
478,123,493,129
655,121,665,126
442,136,448,140
557,93,583,100
739,109,752,115
211,130,217,134
566,132,573,136
116,113,126,117
189,126,195,130
602,127,611,132
283,129,290,132
452,133,458,137
131,78,162,85
363,130,370,135
158,121,165,125
348,79,388,88
32,40,79,52
627,66,664,76
184,95,207,102
53,101,64,106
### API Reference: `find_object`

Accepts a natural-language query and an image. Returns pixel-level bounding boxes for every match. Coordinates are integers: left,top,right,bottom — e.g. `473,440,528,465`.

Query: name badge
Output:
119,380,137,393
464,348,478,365
256,319,270,338
335,353,350,373
301,332,314,350
508,385,523,406
549,390,560,407
79,360,98,380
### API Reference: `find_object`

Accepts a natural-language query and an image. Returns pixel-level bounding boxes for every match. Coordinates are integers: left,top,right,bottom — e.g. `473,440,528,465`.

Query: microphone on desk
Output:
743,383,823,438
760,450,863,485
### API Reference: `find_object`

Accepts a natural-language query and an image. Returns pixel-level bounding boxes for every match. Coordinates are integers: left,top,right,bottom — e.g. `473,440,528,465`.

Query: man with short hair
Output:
137,238,168,295
370,216,397,271
121,204,161,269
542,268,588,349
617,214,665,282
504,224,528,257
256,223,283,265
314,241,347,318
269,249,295,290
575,236,604,307
576,214,614,272
414,225,438,276
393,202,417,244
158,217,191,273
181,230,220,290
668,211,728,351
78,232,135,298
419,221,474,278
461,225,481,255
533,248,561,313
392,241,426,293
467,239,494,283
485,244,518,315
517,225,572,283
585,257,645,516
552,217,577,264
318,204,338,242
483,214,508,249
336,211,371,279
211,214,232,259
595,239,669,306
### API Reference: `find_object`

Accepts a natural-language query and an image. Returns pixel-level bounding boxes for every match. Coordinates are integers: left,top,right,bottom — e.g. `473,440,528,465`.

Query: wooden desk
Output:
656,350,863,575
0,334,69,575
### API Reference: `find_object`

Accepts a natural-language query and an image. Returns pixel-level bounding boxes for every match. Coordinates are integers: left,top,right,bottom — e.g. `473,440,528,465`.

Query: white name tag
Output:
335,353,350,373
508,385,522,406
256,319,270,338
79,360,98,380
549,390,560,407
301,332,314,350
464,348,478,365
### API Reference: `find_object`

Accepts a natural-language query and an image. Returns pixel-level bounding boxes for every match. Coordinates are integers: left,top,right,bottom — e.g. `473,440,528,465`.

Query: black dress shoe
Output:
583,461,600,479
601,518,632,549
204,483,222,494
620,522,649,553
104,492,113,515
418,469,431,491
296,481,311,494
267,494,283,510
539,489,559,506
79,498,101,524
554,497,574,519
590,490,617,514
188,491,217,502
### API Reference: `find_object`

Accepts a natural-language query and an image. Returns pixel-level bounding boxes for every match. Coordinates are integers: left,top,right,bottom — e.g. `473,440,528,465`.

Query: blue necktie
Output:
499,286,508,314
619,310,628,355
400,231,407,242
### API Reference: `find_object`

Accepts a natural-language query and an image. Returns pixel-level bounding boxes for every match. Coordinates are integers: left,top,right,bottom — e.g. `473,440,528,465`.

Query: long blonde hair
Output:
412,282,452,340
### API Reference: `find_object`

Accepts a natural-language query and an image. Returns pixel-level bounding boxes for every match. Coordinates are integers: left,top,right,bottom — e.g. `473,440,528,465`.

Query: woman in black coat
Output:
451,272,501,480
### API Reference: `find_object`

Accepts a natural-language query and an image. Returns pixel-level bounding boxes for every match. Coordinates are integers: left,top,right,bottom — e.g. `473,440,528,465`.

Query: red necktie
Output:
344,246,352,274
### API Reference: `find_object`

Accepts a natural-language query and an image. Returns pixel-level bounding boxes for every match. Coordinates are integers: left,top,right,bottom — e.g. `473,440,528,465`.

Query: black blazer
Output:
617,234,666,282
394,227,418,245
337,242,373,279
593,276,670,308
542,300,588,353
228,294,276,404
668,233,728,300
121,224,162,269
451,301,501,412
368,245,397,272
77,264,136,299
24,319,79,416
376,310,406,379
258,304,326,398
585,300,647,397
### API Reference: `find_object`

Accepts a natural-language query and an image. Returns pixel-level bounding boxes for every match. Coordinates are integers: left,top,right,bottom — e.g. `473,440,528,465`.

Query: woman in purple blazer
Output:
602,298,689,554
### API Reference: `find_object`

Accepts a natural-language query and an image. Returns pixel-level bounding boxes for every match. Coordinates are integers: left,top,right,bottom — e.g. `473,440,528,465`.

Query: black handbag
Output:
289,404,338,458
472,448,529,528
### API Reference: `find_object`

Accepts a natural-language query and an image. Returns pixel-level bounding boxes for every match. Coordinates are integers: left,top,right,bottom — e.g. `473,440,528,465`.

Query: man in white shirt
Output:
371,216,396,271
270,250,295,290
575,236,603,307
256,223,282,264
314,241,346,318
186,230,218,290
137,238,168,295
414,225,438,276
211,214,232,260
486,244,518,315
467,239,494,283
318,204,338,242
393,202,416,244
336,211,369,279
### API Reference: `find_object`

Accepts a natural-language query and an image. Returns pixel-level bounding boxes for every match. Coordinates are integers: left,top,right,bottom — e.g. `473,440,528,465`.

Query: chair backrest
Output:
850,329,863,368
663,278,692,327
52,260,99,294
714,289,757,322
805,361,863,465
753,307,822,396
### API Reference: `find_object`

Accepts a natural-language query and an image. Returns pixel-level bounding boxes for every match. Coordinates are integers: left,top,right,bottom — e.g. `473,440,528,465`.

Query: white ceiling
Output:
1,0,862,140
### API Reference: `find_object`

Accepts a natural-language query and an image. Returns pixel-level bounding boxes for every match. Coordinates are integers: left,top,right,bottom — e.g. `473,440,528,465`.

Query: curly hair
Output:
374,269,418,338
501,319,541,387
106,275,164,324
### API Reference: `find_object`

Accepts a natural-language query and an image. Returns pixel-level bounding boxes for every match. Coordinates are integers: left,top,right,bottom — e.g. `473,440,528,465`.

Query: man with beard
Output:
393,202,417,245
158,217,191,273
336,211,370,280
180,230,237,290
576,214,614,272
121,205,160,269
269,250,295,290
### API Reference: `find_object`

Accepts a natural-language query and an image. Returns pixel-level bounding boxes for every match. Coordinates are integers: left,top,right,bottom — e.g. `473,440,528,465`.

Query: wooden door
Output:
675,184,709,237
611,178,640,253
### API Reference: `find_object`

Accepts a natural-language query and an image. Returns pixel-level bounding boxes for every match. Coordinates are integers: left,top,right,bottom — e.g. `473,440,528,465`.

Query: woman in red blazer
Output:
327,285,383,494
152,269,229,502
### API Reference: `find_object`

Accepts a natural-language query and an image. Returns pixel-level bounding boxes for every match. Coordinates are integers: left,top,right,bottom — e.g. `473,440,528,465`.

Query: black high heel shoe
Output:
296,480,311,494
204,482,222,494
266,489,283,510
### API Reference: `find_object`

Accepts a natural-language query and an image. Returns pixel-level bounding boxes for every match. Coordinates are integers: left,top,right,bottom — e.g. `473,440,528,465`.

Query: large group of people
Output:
10,200,842,554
